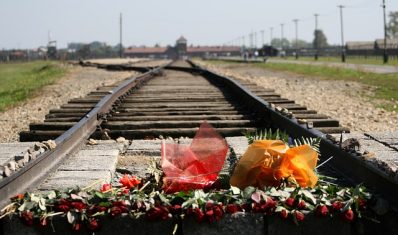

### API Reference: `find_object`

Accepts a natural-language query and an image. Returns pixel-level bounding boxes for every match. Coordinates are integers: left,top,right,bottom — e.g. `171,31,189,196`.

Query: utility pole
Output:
254,32,257,48
293,19,299,59
119,13,123,58
261,30,264,47
249,32,253,48
382,0,389,63
338,5,345,62
314,13,319,60
280,24,284,53
270,27,273,46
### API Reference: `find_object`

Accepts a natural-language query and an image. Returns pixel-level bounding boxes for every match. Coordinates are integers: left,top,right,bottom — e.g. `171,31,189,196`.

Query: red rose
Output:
56,199,70,212
261,198,276,213
280,209,288,219
119,175,141,189
169,204,182,214
100,184,112,192
147,207,169,221
71,202,86,212
316,205,329,217
285,198,295,208
252,202,261,213
295,211,305,222
112,201,128,213
112,201,125,207
213,206,223,221
21,211,34,226
332,201,343,211
358,199,366,210
205,201,214,210
241,203,251,212
206,209,215,223
96,206,108,213
87,218,99,231
123,188,130,194
194,208,205,223
72,223,81,231
297,200,306,210
110,206,122,217
344,209,354,222
226,204,239,214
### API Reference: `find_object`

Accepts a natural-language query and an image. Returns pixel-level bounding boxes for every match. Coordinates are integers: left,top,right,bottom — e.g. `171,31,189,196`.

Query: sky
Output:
1,0,397,49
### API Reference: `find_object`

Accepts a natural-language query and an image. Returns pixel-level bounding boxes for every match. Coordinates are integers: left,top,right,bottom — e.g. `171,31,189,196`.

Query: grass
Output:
281,56,398,67
0,61,66,112
204,59,398,112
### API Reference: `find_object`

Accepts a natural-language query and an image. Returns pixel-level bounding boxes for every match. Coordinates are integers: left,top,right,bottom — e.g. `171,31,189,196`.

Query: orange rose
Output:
274,145,318,188
230,140,318,189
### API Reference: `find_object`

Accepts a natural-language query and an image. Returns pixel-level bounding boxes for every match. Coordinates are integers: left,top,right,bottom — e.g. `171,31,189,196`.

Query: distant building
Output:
346,39,398,57
124,36,241,59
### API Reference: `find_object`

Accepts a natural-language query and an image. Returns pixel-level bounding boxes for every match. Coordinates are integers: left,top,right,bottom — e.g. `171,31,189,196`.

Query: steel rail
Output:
0,62,171,208
188,60,398,208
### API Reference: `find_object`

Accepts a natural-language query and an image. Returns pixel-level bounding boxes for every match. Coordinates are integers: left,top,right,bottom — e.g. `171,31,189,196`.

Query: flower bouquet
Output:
0,124,374,233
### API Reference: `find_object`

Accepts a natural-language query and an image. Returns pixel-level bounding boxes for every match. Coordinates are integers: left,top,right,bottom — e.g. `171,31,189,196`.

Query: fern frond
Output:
244,129,289,144
293,137,321,153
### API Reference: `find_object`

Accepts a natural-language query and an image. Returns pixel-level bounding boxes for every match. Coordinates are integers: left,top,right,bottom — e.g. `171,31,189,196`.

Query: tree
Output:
291,39,312,48
313,29,328,49
271,38,291,49
387,11,398,38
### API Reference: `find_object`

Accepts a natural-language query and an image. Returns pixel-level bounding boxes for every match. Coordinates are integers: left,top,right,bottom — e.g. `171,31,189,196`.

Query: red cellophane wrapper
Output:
161,122,228,193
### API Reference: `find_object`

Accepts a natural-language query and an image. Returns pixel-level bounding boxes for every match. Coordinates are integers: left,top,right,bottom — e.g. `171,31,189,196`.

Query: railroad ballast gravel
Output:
0,65,137,142
196,61,398,133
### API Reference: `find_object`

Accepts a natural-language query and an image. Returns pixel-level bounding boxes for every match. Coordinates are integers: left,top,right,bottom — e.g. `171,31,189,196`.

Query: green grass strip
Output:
0,61,66,112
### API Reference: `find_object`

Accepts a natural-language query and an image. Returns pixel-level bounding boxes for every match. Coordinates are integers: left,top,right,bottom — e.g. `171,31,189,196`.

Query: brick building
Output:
124,36,241,59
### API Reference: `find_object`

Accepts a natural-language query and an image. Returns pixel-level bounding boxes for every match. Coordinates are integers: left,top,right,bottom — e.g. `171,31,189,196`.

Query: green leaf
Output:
242,186,256,199
67,211,76,224
336,189,346,197
158,193,171,206
18,202,26,212
95,192,105,199
38,197,46,211
47,191,56,200
30,194,40,203
230,186,240,195
71,194,83,201
181,198,196,208
302,190,316,205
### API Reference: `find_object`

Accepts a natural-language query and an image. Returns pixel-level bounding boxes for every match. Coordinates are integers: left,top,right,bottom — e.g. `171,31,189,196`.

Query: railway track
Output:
20,60,348,141
1,60,398,213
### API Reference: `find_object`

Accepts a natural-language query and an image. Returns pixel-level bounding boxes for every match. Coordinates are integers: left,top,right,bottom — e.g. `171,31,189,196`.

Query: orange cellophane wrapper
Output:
161,122,228,193
230,140,318,189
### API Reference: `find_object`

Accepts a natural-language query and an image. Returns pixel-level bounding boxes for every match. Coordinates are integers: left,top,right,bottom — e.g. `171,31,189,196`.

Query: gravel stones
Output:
1,140,59,178
0,66,137,142
197,61,398,133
